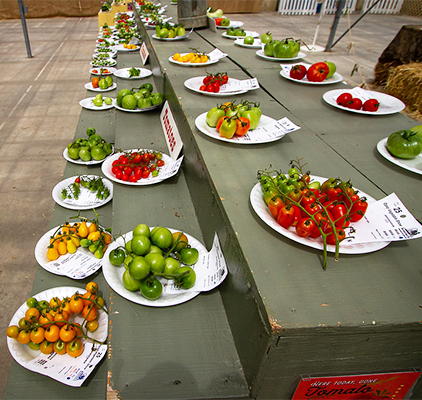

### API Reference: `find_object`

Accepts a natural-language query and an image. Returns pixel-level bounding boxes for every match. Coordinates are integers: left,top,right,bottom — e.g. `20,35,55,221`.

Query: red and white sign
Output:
160,101,183,159
292,371,421,400
140,42,149,65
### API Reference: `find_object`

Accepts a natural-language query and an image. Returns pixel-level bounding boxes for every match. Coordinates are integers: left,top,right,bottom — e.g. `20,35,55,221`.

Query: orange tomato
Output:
39,312,54,328
81,291,96,307
86,282,99,294
54,310,69,327
47,247,59,261
30,327,45,344
17,330,31,345
53,339,67,355
6,325,19,339
44,324,60,343
49,297,61,309
60,298,72,315
40,340,54,355
102,232,112,244
73,322,83,337
59,325,76,343
25,307,40,323
69,294,84,314
82,305,98,321
92,77,100,88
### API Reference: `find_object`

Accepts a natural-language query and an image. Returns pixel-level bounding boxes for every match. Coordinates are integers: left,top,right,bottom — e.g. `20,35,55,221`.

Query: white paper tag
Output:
208,48,227,61
222,78,259,92
27,343,107,387
160,101,183,159
47,251,103,279
343,193,422,244
156,156,184,180
164,233,228,294
140,42,149,65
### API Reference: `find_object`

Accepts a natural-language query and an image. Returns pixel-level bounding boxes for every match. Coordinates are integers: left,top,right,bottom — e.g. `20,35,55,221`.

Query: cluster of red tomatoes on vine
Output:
199,72,229,93
337,93,380,112
111,151,165,182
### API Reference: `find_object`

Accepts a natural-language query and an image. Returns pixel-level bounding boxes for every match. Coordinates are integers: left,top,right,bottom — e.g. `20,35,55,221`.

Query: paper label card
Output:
160,101,183,159
140,42,149,65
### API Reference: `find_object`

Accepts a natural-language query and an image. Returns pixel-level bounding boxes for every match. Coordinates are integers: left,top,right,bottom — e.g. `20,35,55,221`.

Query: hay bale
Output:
385,63,422,118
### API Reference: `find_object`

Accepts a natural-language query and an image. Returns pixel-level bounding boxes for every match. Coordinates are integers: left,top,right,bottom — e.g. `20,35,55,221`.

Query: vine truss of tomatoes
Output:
200,71,229,93
111,150,165,182
258,158,368,269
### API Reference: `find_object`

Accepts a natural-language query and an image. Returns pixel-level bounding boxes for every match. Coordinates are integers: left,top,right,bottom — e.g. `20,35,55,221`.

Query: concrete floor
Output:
1,10,421,398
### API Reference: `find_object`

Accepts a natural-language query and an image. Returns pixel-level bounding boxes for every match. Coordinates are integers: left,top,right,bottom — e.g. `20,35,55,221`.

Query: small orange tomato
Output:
30,327,45,344
66,338,84,358
53,339,67,355
73,322,83,337
40,340,54,355
6,325,20,339
49,297,61,309
60,298,72,315
81,291,96,307
38,312,54,328
54,310,69,327
82,305,98,321
59,325,76,343
44,324,60,343
85,282,99,294
69,294,84,314
25,307,40,323
17,330,31,345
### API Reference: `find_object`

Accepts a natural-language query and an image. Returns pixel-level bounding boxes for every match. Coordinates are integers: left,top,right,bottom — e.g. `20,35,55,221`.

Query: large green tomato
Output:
129,256,151,280
78,146,92,162
68,146,80,160
206,106,225,128
174,266,196,289
91,146,106,161
131,235,151,256
140,277,162,300
163,257,180,275
122,94,137,110
411,124,422,141
386,130,422,159
133,223,150,237
179,248,199,265
273,39,300,58
260,31,272,44
240,109,261,130
151,227,173,249
151,92,164,106
117,89,134,107
122,270,141,292
145,253,165,273
138,96,152,109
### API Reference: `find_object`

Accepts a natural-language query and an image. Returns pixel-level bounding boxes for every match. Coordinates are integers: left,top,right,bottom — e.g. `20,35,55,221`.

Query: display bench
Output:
4,1,422,399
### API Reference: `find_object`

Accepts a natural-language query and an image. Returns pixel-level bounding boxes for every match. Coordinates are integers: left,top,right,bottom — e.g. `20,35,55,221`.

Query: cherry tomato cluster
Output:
337,93,380,112
111,150,165,182
47,218,112,261
6,282,106,358
199,72,229,93
259,163,369,269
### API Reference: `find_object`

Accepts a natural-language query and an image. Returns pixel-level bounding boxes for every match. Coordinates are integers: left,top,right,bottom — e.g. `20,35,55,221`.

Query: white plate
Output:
79,97,115,111
90,67,116,75
195,112,282,144
184,76,248,96
7,286,108,378
280,64,344,85
90,59,117,67
34,224,104,278
322,89,406,115
103,229,207,307
101,149,173,185
63,146,114,166
96,40,118,47
52,175,113,210
169,53,219,67
94,49,117,58
234,38,262,49
222,31,259,39
111,43,139,52
152,32,190,41
84,82,117,92
113,67,152,79
217,21,244,29
112,98,164,113
377,138,422,175
256,49,306,61
250,177,390,254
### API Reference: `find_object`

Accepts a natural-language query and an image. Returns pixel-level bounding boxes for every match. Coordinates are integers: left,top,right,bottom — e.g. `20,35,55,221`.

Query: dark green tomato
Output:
179,247,199,265
140,82,153,93
174,266,196,289
235,28,245,36
150,92,164,106
137,88,150,97
206,106,225,128
86,127,96,136
109,248,125,266
138,97,153,109
386,129,422,159
140,277,162,300
227,27,236,36
88,134,102,145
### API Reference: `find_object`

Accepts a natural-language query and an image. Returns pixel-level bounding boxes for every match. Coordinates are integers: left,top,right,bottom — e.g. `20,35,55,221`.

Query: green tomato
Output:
124,254,133,270
145,253,165,274
128,256,151,280
243,36,254,45
86,127,96,136
206,106,226,128
174,266,196,289
159,28,169,38
219,117,237,139
105,76,113,87
78,146,92,162
240,109,260,130
138,97,152,109
220,18,230,27
176,26,185,36
140,277,162,300
131,235,151,256
325,61,336,78
93,97,103,107
386,130,422,159
151,92,164,106
179,247,199,265
117,89,134,107
264,41,275,57
273,38,300,58
148,245,163,255
122,270,141,292
122,94,137,110
227,27,236,36
235,28,245,36
68,146,80,160
133,223,150,237
411,124,422,141
103,142,113,155
98,78,108,90
104,97,112,105
151,227,173,249
109,248,125,266
91,146,106,161
163,257,180,276
260,31,272,44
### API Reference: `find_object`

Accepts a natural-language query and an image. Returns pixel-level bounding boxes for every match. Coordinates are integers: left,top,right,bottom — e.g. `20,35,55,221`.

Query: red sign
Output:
292,371,421,399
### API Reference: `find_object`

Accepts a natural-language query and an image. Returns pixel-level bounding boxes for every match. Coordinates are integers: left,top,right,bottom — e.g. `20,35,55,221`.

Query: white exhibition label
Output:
156,155,184,180
236,117,301,142
47,251,103,279
140,42,149,65
164,233,228,294
222,78,259,92
160,101,183,159
208,48,228,61
342,193,422,244
27,342,107,387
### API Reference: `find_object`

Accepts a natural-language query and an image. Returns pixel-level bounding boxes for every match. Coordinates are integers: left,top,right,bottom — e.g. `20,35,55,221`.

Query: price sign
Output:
160,101,183,159
140,42,149,65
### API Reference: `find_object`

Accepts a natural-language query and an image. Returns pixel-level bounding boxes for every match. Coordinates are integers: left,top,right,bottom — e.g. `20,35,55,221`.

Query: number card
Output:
160,101,183,160
140,42,149,65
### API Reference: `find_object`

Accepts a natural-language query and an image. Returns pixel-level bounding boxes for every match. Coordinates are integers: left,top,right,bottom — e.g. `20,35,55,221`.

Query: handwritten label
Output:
160,101,183,159
222,78,259,93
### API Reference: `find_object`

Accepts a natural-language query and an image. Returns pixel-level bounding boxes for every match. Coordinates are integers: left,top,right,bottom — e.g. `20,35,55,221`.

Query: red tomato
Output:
221,74,229,84
350,199,368,222
215,18,223,26
306,62,329,82
362,98,380,112
277,205,296,229
199,85,206,91
336,92,352,106
347,98,363,110
331,204,350,228
289,64,307,80
268,196,284,218
326,228,347,245
235,117,250,136
296,218,316,237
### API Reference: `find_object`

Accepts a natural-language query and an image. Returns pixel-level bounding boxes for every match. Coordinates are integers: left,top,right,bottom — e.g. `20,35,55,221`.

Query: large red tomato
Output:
307,62,329,82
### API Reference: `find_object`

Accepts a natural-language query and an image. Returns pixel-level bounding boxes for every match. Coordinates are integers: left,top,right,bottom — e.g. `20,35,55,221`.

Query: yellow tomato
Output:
77,221,89,238
47,247,59,261
172,53,180,60
58,240,67,255
17,330,30,345
6,325,19,339
87,231,100,242
66,238,77,254
40,340,54,355
88,223,98,234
